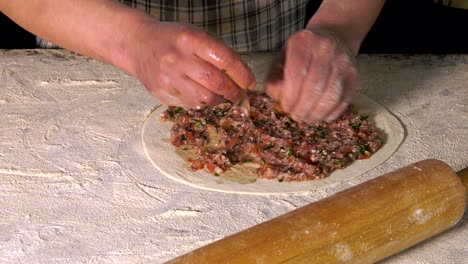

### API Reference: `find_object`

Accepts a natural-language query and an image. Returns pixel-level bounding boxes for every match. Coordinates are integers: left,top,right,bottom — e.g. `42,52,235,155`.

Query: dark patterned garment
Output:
37,0,309,52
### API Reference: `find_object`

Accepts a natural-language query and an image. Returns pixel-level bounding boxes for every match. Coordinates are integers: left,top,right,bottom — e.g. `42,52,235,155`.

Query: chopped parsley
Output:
265,143,275,150
286,146,293,156
310,135,317,143
350,122,361,130
214,173,220,177
194,119,205,127
181,134,187,141
358,143,370,155
317,131,325,139
360,115,369,121
174,107,184,114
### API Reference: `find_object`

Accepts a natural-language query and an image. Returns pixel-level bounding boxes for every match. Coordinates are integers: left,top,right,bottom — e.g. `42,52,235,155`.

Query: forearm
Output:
0,0,146,74
306,0,385,54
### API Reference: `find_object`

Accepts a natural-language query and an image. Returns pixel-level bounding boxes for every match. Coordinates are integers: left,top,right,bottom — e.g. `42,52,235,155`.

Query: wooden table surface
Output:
0,50,466,263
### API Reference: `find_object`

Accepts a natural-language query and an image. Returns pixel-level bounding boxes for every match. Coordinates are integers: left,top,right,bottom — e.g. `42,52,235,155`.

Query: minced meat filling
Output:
160,91,383,182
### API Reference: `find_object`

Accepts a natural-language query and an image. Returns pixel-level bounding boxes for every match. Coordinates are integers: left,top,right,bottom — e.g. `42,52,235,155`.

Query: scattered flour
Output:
0,50,466,263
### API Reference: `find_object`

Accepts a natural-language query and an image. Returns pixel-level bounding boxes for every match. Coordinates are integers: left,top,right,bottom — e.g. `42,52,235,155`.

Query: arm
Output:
306,0,385,54
0,0,255,108
0,0,138,73
265,0,385,123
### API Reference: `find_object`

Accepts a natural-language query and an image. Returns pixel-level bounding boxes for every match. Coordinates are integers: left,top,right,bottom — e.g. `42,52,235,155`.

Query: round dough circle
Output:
141,94,405,195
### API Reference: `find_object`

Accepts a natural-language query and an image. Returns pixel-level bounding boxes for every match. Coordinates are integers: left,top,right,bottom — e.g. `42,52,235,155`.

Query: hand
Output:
134,21,256,109
265,28,358,123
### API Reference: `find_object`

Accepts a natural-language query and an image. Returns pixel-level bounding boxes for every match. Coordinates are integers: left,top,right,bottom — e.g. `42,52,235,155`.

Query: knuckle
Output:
307,79,327,95
220,55,235,71
200,92,220,105
159,52,179,68
207,73,227,93
319,37,337,53
328,81,344,100
157,74,172,87
321,93,340,107
335,53,353,69
295,30,314,40
287,31,309,47
175,26,198,46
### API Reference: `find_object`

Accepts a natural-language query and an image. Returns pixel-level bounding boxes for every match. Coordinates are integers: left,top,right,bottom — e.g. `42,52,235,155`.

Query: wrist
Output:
305,23,362,55
103,8,154,77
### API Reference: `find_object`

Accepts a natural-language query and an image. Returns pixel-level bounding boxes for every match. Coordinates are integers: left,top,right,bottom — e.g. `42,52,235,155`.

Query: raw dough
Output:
141,94,405,194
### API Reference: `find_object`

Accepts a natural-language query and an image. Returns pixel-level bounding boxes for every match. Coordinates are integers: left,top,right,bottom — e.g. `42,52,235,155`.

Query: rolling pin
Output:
168,159,467,263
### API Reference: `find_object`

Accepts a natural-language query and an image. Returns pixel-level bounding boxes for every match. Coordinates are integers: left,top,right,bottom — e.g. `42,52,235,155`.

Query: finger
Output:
153,88,186,107
183,56,246,102
172,75,225,109
325,67,359,121
305,55,351,123
288,57,331,122
306,78,344,123
280,31,314,113
265,48,286,101
190,33,256,90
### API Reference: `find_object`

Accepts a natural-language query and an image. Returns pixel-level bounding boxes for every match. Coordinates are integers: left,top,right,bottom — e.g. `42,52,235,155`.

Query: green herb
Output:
174,107,184,114
310,135,317,143
334,160,346,167
200,101,207,105
214,108,229,117
181,134,187,141
243,159,253,163
315,167,323,175
265,143,275,150
360,115,369,121
214,173,220,177
358,143,370,155
194,119,204,127
182,147,188,151
317,131,325,139
350,122,361,130
278,178,284,182
286,146,293,156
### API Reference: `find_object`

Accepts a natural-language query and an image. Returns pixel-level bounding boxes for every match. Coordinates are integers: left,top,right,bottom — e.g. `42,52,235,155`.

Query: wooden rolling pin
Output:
168,159,467,263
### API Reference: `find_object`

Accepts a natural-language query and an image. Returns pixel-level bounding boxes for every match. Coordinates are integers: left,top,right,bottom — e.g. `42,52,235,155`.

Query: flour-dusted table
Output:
0,50,466,263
